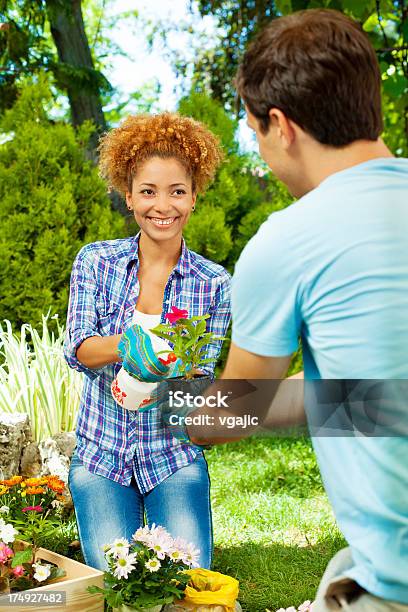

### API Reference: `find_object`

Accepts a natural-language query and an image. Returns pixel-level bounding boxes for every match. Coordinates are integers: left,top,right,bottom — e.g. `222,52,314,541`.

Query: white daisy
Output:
132,525,151,544
145,557,161,572
182,542,200,568
108,538,130,558
113,553,137,579
0,506,9,514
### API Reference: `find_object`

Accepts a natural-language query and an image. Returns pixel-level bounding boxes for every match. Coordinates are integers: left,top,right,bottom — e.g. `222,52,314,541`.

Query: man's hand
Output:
187,342,303,446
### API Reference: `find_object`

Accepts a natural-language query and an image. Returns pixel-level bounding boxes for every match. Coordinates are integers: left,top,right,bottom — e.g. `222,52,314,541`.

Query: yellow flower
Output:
0,486,9,496
24,477,47,487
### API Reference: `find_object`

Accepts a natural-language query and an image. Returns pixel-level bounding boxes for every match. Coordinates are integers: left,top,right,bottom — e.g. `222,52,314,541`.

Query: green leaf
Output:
383,73,408,98
49,567,66,579
402,20,408,44
11,547,33,568
275,0,292,14
196,320,207,335
341,0,375,19
188,314,210,322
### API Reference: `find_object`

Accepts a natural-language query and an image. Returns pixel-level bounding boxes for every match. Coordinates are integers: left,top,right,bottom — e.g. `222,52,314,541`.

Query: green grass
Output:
50,436,345,612
206,437,346,611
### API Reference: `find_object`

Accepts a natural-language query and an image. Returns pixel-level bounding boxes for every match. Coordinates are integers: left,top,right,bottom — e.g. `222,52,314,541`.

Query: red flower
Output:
165,306,188,325
22,505,43,513
158,352,177,366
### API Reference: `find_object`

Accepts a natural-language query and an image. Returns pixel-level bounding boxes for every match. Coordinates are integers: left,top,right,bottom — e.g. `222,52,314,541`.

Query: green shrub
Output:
0,78,126,329
178,92,292,270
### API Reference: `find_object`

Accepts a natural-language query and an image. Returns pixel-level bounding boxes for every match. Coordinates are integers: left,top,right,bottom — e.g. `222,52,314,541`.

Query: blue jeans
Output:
68,452,213,571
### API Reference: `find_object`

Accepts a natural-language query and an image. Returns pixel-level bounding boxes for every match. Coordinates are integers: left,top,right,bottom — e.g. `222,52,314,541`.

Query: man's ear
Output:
269,108,295,149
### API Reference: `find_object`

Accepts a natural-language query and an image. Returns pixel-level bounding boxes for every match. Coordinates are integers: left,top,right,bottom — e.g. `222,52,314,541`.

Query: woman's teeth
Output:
149,217,176,226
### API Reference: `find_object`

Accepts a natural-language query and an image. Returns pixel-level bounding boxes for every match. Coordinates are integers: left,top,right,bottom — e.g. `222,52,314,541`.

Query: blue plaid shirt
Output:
64,233,231,493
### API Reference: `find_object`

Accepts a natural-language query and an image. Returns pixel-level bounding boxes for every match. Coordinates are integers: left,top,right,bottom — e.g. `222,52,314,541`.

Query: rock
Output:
50,432,77,459
20,442,41,478
38,432,76,483
0,413,32,479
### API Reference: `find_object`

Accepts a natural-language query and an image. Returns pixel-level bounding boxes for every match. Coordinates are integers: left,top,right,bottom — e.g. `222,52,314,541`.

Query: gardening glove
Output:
117,323,172,382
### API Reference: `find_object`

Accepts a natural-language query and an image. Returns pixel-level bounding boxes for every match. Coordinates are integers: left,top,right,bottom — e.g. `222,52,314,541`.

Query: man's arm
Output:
187,343,305,445
221,341,292,379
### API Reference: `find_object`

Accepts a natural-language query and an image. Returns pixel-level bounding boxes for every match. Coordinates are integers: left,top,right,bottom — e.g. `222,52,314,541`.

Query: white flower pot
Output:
111,367,158,411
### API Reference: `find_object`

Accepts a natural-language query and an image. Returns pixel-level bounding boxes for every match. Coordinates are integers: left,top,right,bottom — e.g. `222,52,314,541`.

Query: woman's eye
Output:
141,189,154,195
174,189,186,195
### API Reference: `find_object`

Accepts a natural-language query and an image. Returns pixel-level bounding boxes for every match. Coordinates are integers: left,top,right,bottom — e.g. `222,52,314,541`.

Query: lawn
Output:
49,436,345,612
208,436,346,611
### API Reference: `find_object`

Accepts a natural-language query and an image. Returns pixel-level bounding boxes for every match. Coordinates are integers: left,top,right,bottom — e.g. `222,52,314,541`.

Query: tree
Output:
0,77,126,329
190,0,407,154
178,92,292,270
0,0,110,151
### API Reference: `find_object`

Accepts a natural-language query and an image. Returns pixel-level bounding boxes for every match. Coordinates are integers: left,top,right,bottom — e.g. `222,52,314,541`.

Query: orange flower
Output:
24,477,47,487
46,476,65,494
1,476,23,486
25,487,45,495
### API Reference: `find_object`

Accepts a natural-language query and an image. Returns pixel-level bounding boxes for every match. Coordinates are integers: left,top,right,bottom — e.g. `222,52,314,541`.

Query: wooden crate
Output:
0,544,104,612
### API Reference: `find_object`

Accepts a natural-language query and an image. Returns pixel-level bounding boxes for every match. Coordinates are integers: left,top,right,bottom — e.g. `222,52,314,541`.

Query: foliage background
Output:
0,0,406,349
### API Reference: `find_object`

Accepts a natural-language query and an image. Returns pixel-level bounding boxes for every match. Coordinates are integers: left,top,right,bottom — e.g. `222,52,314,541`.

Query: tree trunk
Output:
46,0,126,212
46,0,106,155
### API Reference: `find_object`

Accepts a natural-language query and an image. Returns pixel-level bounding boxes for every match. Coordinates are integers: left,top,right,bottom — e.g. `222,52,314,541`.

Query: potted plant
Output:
88,524,200,612
112,306,224,411
151,306,223,381
0,475,104,611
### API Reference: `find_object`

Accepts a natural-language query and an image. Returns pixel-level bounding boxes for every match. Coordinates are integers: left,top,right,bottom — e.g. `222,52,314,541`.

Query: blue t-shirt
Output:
232,158,408,603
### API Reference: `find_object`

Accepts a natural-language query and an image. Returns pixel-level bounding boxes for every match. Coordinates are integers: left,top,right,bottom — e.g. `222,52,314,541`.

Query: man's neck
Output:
298,138,394,197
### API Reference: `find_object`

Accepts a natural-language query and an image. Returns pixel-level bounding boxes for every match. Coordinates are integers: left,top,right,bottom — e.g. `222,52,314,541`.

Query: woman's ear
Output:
191,193,197,210
125,191,133,211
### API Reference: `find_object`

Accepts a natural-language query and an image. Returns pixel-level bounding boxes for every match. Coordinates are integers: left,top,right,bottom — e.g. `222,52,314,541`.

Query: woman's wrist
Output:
76,334,123,369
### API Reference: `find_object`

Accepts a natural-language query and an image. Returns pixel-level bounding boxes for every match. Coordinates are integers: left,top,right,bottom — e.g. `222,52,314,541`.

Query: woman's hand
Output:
117,324,171,382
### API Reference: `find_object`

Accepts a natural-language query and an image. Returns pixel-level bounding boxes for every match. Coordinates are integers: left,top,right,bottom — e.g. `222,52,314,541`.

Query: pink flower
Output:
22,505,43,513
12,565,24,577
165,306,188,325
0,543,14,563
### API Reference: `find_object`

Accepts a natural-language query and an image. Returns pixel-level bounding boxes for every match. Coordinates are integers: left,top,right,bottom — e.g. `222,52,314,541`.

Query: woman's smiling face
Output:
126,156,196,242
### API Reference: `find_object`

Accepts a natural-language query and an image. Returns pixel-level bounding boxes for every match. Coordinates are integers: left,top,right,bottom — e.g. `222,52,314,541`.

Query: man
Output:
187,9,408,612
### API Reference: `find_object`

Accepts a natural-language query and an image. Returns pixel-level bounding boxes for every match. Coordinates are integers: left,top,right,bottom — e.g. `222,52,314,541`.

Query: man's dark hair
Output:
236,9,383,146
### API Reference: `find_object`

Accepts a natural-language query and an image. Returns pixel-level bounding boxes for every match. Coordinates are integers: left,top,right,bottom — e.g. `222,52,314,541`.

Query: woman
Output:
64,112,231,571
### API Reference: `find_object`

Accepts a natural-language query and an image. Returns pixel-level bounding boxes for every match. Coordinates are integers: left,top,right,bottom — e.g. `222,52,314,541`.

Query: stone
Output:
20,441,42,478
38,432,76,483
0,413,32,479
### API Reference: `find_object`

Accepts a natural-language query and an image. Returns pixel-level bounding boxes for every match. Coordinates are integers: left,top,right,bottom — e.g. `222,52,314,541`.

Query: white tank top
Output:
132,309,172,357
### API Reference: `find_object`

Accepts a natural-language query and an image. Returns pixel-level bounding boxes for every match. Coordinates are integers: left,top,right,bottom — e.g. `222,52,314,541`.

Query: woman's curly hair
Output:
98,112,224,195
